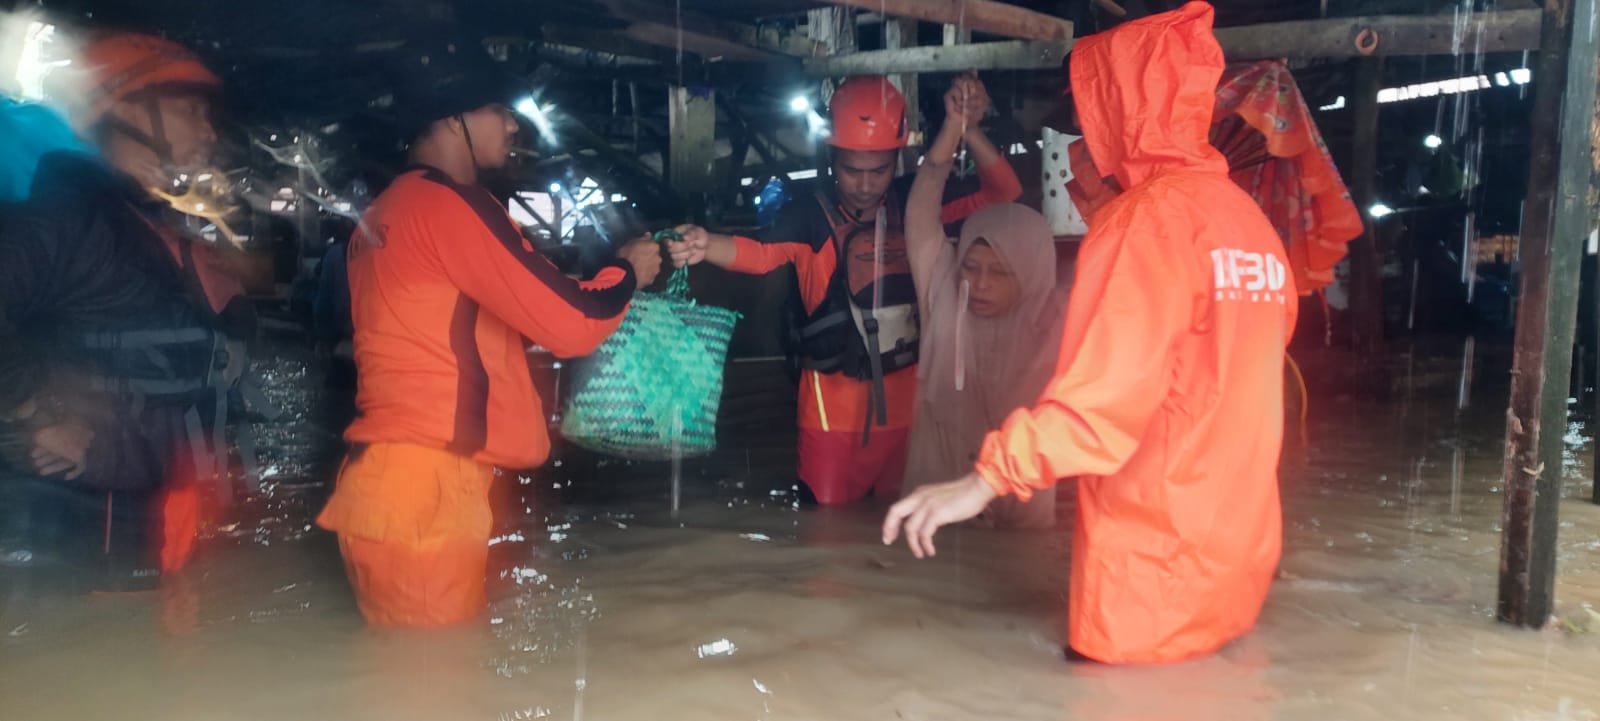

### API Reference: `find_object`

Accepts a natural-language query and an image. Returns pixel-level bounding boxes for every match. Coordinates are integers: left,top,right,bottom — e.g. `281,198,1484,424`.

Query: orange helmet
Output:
827,76,907,151
75,33,221,128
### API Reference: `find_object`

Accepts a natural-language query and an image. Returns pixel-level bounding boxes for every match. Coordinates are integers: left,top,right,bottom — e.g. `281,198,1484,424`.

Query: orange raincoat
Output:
974,1,1296,664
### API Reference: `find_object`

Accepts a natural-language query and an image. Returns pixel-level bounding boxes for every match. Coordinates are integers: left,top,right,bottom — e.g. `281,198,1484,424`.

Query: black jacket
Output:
0,152,254,490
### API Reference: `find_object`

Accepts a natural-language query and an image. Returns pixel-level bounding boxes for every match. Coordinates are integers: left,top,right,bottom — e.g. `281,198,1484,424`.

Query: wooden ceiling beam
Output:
1214,8,1542,59
542,26,678,64
820,0,1074,42
594,0,814,62
806,39,1070,75
806,9,1544,76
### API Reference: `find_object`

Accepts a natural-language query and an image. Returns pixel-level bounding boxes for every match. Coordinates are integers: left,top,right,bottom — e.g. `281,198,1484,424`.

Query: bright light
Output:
1374,70,1534,105
753,196,762,206
1369,203,1395,219
1424,134,1443,149
805,109,829,137
1318,95,1347,112
609,193,626,202
740,177,755,187
549,182,562,194
515,96,557,140
788,169,819,180
789,96,810,113
11,20,66,101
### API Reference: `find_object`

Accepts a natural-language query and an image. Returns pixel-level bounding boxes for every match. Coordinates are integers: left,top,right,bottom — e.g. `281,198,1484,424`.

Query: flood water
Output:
3,336,1599,721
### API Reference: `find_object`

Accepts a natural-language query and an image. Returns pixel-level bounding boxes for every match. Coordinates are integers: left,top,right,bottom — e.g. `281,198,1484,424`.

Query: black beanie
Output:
391,38,525,142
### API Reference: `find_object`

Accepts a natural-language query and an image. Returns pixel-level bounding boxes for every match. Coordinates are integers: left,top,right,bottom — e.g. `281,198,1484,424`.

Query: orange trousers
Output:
316,442,495,628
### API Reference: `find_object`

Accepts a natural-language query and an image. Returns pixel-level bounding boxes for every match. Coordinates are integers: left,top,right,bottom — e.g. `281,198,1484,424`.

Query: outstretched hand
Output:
943,72,990,131
669,225,710,268
618,234,664,287
882,472,997,558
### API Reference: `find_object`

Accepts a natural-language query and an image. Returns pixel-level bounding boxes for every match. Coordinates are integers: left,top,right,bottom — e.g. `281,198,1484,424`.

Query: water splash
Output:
696,637,738,658
1450,445,1464,518
1457,335,1476,412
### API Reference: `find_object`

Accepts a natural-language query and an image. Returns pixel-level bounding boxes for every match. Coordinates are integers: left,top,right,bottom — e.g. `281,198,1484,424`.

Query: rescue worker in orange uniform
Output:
883,2,1297,664
672,75,1021,506
315,39,663,628
1,33,252,591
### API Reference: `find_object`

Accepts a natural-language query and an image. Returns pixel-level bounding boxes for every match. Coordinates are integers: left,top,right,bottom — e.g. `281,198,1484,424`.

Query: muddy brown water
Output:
2,342,1598,721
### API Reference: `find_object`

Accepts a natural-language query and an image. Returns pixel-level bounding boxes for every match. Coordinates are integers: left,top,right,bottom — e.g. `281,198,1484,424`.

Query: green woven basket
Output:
559,264,742,461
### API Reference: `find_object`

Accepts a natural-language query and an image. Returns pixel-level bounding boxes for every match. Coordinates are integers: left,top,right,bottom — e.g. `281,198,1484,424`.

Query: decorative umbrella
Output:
1210,60,1364,296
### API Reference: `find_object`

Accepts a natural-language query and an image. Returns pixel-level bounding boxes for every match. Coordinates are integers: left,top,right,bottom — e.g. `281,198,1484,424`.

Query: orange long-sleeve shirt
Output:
343,167,636,468
729,159,1022,432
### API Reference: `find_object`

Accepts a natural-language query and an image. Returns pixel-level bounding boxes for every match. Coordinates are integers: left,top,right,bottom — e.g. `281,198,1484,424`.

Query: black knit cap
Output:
391,37,525,142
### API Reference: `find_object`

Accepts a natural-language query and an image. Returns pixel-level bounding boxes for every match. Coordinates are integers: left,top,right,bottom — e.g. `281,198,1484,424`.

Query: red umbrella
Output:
1210,60,1364,296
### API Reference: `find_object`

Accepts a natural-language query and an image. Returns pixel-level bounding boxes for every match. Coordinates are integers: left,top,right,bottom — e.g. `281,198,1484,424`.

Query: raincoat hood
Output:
1069,1,1229,190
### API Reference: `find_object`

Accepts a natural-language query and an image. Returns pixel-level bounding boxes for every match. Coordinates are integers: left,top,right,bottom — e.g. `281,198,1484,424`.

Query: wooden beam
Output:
806,39,1071,76
596,0,810,61
886,18,922,175
1499,0,1599,629
823,0,1074,41
623,23,778,63
1215,9,1543,59
669,86,718,194
543,25,679,64
805,10,1541,76
740,24,825,57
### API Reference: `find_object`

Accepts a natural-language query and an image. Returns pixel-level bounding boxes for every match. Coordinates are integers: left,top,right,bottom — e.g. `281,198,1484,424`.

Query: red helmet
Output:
75,33,221,128
827,76,907,151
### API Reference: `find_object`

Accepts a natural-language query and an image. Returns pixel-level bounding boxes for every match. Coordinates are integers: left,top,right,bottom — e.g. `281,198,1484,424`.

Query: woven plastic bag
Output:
559,265,741,461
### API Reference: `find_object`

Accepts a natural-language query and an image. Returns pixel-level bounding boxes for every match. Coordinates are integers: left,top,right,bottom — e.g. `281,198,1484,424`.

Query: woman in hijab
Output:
902,74,1069,529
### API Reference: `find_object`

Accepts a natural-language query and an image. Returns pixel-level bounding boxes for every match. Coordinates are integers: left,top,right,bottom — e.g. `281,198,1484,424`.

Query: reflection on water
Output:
2,340,1599,721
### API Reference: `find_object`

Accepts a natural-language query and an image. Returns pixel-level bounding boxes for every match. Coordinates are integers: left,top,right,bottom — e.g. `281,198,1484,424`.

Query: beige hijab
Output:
906,202,1068,527
921,204,1065,419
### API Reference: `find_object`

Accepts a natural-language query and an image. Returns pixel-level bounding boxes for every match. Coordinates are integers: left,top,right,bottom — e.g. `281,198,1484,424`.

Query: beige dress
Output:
901,159,1068,529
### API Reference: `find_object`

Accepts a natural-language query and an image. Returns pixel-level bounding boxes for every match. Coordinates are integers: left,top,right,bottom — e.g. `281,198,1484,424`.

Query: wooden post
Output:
1346,57,1386,354
1498,0,1599,628
886,18,922,175
295,166,319,285
943,23,973,46
668,86,717,195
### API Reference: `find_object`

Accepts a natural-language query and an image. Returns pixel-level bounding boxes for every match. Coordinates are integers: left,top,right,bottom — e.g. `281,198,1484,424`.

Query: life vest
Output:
789,186,920,431
70,205,274,499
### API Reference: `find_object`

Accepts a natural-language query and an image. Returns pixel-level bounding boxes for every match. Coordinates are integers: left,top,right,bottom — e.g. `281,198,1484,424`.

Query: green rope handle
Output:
652,228,692,299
